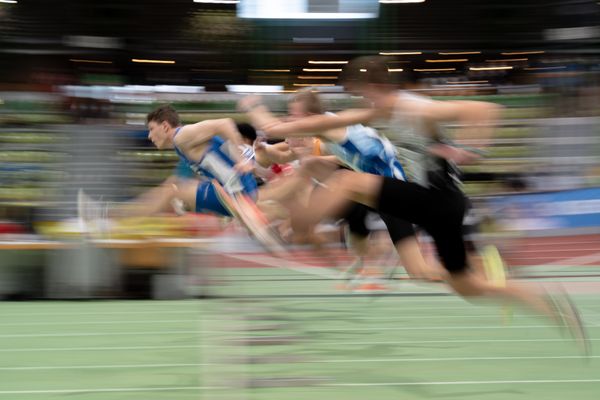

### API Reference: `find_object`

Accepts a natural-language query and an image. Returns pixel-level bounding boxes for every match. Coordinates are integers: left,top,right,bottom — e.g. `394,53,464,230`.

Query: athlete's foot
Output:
383,265,397,281
547,287,591,357
170,198,188,216
341,257,364,281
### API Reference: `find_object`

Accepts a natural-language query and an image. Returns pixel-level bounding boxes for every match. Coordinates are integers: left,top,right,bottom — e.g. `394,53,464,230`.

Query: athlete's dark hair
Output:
146,104,180,127
236,122,257,143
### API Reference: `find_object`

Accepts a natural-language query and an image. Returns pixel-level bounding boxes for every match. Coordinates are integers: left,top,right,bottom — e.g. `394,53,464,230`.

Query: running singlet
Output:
322,118,406,180
172,127,257,194
387,91,461,190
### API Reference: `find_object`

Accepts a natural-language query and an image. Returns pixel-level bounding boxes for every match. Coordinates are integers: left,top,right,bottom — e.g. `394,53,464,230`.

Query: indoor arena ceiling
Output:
0,0,599,86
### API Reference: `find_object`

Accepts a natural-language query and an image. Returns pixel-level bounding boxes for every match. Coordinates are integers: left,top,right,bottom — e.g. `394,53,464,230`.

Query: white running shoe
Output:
547,287,591,357
170,198,188,216
77,189,111,237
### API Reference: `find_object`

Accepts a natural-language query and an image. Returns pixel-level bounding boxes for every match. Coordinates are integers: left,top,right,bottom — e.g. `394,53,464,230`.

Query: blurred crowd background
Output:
0,0,599,298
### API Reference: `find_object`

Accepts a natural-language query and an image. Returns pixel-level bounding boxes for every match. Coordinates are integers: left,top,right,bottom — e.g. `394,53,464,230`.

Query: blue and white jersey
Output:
323,121,406,180
173,127,257,194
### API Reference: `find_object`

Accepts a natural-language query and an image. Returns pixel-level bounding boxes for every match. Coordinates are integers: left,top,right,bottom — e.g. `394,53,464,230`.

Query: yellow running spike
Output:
482,245,513,324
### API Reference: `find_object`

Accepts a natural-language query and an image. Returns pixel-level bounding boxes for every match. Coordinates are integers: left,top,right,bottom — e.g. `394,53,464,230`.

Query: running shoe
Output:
547,286,591,357
77,189,111,237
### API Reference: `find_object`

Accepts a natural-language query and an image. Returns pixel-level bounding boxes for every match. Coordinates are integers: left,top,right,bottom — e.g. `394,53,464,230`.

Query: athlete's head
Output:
146,104,180,149
288,89,325,119
341,56,397,101
236,122,257,145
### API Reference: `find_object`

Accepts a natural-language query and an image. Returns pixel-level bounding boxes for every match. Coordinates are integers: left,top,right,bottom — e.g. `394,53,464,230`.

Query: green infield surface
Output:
1,249,600,400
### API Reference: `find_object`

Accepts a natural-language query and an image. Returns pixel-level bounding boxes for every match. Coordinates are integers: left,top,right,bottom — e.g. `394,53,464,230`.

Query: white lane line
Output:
0,386,221,394
0,301,201,306
0,363,207,371
299,324,599,332
0,330,199,338
3,302,599,321
1,355,597,371
322,378,600,387
305,337,600,346
1,324,598,338
2,337,600,352
5,299,600,318
0,314,537,327
311,355,599,363
0,355,600,371
0,345,203,352
2,379,600,394
0,310,199,317
0,319,197,327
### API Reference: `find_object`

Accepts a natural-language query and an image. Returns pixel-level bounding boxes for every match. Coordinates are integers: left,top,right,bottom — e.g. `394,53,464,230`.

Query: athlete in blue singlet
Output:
78,105,283,252
146,105,256,217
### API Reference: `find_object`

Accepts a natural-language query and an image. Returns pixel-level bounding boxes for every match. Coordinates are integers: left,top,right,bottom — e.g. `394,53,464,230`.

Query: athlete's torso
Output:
173,127,257,193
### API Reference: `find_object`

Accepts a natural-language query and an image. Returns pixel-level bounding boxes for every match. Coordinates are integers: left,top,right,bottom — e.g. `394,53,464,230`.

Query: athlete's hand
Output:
428,144,481,165
254,136,268,152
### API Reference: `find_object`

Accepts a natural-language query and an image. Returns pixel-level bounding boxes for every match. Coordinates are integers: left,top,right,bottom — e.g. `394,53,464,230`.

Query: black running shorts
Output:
376,177,468,273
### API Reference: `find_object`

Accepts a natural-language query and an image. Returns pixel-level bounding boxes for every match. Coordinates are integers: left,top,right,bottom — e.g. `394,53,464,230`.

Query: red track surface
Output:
210,234,600,269
502,234,600,267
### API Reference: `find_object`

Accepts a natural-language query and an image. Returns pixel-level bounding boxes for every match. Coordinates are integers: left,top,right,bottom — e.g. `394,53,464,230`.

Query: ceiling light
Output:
297,76,338,79
380,51,422,55
303,68,342,72
486,58,528,62
293,83,336,87
438,51,481,55
469,66,513,71
308,61,348,64
413,68,456,72
425,59,468,63
388,68,404,72
226,85,283,93
249,69,290,73
131,59,175,64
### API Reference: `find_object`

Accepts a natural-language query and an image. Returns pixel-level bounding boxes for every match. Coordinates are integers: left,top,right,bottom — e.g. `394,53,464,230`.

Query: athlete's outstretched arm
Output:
420,100,502,148
408,99,502,164
174,118,242,150
255,141,296,167
174,118,248,166
240,96,377,138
